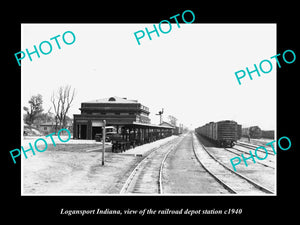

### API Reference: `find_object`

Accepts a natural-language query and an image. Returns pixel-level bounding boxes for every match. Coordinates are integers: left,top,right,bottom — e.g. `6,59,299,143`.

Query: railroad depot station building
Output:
73,96,174,145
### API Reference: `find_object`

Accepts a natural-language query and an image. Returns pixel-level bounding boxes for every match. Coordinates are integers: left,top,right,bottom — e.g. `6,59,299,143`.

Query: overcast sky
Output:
22,23,276,130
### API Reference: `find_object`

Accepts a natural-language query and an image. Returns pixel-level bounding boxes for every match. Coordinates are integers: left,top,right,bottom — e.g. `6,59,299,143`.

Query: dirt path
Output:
163,133,230,194
22,137,180,195
22,146,140,195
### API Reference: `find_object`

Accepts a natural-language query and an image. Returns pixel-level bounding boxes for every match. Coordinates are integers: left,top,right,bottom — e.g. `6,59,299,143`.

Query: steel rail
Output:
236,142,275,156
119,137,182,194
158,137,185,194
119,145,165,194
224,147,275,169
194,133,274,194
191,134,237,194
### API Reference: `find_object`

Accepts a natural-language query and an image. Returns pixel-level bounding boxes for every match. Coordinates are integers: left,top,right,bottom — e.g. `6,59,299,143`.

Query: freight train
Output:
261,130,274,139
242,127,274,139
195,120,241,147
241,126,262,139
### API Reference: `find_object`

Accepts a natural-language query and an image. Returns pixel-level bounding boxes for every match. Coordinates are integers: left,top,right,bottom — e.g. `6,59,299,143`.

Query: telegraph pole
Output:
156,108,164,124
102,120,106,166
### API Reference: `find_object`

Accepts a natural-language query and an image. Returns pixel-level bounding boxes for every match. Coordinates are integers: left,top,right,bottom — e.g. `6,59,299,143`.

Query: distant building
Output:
39,121,55,133
160,121,183,135
38,120,73,135
73,96,151,140
160,121,175,128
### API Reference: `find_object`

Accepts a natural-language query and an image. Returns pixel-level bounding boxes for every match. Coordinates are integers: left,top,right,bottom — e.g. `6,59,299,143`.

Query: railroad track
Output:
193,133,274,194
224,147,275,169
236,142,275,156
119,136,183,194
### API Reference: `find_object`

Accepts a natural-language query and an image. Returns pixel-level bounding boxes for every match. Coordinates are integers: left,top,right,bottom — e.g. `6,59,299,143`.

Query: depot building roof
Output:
84,96,138,104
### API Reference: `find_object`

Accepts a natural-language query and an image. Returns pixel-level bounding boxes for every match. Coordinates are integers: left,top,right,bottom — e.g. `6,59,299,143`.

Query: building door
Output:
92,127,102,140
77,124,87,139
81,124,87,139
91,120,103,140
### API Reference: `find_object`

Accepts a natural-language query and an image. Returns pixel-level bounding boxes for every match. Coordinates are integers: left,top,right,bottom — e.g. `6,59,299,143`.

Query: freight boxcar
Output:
237,124,242,139
216,120,239,147
195,120,239,147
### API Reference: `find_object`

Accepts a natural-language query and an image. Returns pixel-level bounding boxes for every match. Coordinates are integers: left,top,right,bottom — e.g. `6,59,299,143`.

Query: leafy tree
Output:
23,94,44,125
34,108,55,124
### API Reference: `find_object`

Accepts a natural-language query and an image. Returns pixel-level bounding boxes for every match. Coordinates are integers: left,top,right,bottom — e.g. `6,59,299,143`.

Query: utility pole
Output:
102,120,106,166
156,108,164,124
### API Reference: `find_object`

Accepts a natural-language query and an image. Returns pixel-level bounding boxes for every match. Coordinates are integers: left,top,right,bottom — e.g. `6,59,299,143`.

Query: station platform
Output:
120,135,178,157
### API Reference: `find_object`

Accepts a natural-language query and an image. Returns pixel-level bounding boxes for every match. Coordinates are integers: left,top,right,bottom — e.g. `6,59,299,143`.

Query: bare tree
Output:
35,107,55,124
168,115,178,127
51,85,75,132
